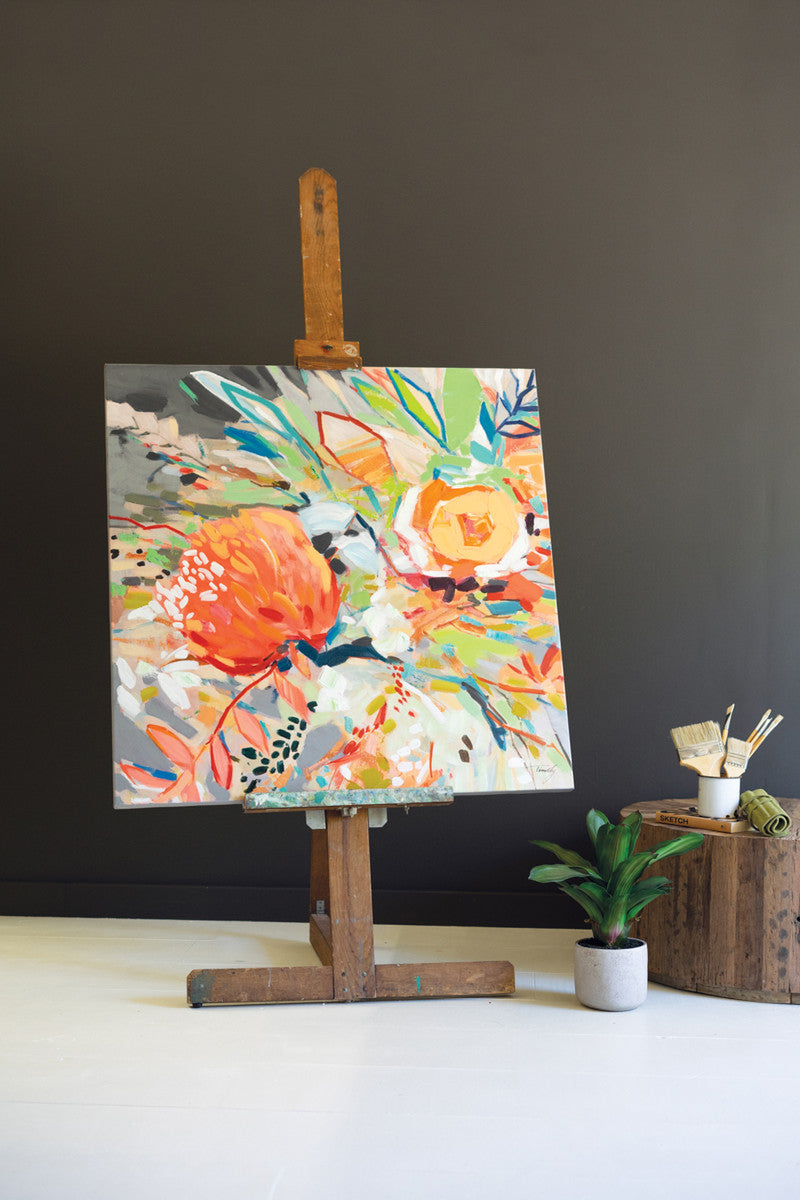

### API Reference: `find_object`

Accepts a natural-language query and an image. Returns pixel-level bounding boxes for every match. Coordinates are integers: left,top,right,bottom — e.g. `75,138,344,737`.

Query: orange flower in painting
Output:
393,479,530,583
155,508,340,675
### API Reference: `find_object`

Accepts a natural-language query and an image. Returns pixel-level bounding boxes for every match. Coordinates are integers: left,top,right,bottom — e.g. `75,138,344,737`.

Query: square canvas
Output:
106,365,573,807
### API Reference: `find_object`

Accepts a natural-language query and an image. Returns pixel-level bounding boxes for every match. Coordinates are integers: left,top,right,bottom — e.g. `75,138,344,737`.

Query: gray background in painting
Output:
2,1,798,925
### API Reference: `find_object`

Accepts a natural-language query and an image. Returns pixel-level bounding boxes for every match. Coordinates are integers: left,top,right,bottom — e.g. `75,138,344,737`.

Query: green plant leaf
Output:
621,810,643,845
528,864,588,884
595,821,633,882
625,876,671,921
559,883,605,926
627,875,671,904
596,893,631,947
576,880,610,906
647,832,704,862
607,830,703,897
586,809,609,848
529,840,601,877
607,848,658,897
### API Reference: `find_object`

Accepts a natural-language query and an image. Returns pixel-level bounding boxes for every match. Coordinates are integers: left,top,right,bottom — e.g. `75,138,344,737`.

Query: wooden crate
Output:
620,798,799,1003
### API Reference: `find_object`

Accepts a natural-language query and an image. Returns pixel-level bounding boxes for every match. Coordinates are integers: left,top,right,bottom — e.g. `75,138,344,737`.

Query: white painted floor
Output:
0,917,797,1200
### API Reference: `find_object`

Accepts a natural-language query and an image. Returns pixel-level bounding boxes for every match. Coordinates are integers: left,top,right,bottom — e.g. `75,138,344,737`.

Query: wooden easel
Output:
187,169,515,1005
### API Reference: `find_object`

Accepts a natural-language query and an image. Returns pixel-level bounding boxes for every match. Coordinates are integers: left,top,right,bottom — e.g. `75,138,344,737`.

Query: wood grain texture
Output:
620,799,799,1002
186,960,516,1005
309,827,330,912
309,912,332,966
187,965,334,1006
375,960,515,999
298,167,346,342
293,337,362,370
325,809,377,1000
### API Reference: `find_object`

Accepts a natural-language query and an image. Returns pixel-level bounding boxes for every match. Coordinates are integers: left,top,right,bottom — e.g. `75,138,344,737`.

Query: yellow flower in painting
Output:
393,479,530,584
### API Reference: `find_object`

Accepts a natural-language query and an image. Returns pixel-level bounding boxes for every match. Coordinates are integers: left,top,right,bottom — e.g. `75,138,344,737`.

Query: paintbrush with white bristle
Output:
670,720,725,776
722,736,750,778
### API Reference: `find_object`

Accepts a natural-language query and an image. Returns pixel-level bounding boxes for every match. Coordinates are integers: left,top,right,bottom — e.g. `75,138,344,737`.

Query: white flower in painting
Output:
361,589,413,656
116,658,141,717
116,683,141,719
154,659,202,711
314,665,351,713
116,656,202,717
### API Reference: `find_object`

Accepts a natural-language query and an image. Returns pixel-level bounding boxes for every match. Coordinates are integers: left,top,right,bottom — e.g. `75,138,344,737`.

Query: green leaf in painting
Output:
352,380,425,441
386,370,446,447
442,369,485,452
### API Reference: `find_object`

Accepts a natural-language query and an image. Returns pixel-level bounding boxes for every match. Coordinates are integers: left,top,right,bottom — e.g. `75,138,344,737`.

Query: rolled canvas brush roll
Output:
739,789,792,836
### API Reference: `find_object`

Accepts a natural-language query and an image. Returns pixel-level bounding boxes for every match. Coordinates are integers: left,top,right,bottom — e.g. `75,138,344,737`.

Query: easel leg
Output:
326,809,377,1000
308,822,332,965
308,809,377,999
187,804,514,1005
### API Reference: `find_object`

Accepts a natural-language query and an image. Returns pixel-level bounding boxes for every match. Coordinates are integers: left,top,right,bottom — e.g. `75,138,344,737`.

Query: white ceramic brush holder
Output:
697,776,740,819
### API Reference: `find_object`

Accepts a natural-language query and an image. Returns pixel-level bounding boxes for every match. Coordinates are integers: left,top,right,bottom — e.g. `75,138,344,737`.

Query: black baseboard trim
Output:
0,880,577,928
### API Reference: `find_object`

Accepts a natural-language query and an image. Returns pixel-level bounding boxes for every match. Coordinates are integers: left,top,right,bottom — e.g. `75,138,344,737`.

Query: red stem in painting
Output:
211,664,278,742
109,515,188,539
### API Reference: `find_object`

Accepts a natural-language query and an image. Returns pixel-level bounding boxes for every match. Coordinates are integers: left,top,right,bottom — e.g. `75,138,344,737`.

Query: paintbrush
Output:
670,720,725,776
722,736,750,778
746,709,772,744
721,703,735,744
749,714,783,755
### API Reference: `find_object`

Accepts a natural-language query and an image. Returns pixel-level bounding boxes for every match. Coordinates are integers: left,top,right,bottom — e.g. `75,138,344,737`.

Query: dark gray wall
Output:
3,0,798,924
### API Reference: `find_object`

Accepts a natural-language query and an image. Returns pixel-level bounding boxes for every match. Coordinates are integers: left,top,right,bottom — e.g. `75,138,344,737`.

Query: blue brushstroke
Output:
224,426,283,460
386,369,448,448
127,763,177,782
494,370,540,439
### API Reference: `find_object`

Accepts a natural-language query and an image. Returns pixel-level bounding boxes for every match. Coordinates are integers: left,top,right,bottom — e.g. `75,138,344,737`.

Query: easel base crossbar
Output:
186,806,515,1007
188,960,515,1006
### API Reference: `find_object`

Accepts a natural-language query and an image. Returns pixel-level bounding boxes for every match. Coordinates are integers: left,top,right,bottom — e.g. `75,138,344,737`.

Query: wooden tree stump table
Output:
620,799,800,1003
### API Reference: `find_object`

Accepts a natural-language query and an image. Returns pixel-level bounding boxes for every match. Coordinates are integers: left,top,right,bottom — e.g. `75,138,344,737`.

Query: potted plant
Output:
529,808,703,1010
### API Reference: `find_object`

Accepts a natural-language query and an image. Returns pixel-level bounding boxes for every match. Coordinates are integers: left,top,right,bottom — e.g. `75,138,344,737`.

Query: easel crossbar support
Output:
188,808,514,1005
188,961,516,1006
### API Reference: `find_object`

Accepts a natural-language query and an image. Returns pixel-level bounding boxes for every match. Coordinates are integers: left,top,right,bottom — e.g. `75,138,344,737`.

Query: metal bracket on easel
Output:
306,807,387,829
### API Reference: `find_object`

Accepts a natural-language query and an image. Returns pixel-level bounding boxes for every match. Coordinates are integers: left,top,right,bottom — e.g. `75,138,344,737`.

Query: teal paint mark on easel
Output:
415,975,422,994
243,784,455,811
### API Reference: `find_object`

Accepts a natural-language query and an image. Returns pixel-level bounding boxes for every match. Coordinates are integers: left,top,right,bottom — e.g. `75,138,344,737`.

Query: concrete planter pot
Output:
573,937,648,1011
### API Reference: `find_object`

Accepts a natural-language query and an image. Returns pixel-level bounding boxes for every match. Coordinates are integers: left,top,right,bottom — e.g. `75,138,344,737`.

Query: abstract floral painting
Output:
106,365,573,807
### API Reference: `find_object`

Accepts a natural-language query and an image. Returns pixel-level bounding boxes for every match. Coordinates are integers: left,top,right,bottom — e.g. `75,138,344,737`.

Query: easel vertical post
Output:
186,169,515,1005
294,167,361,369
326,809,377,1000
